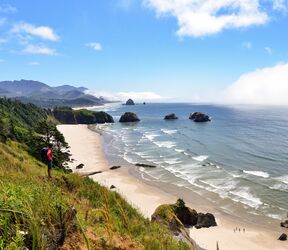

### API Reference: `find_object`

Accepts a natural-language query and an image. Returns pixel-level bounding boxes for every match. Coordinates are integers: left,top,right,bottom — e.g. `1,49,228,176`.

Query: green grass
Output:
0,141,191,250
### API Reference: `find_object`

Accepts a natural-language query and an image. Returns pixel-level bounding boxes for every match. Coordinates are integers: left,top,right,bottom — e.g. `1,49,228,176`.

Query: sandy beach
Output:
57,124,287,250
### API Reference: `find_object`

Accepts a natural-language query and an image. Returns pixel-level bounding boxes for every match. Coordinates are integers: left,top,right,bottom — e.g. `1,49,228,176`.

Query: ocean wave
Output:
229,188,263,208
153,141,176,149
270,183,288,192
161,129,178,135
275,175,288,184
144,133,160,141
123,152,137,164
192,155,209,162
164,159,182,165
174,148,185,153
243,170,270,178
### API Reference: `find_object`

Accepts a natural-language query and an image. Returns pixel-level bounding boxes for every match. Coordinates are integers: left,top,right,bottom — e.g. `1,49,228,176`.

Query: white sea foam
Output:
144,133,160,141
153,141,176,149
243,170,270,178
192,155,209,162
161,129,178,135
175,148,185,153
275,175,288,184
270,183,288,192
229,188,263,208
164,159,182,165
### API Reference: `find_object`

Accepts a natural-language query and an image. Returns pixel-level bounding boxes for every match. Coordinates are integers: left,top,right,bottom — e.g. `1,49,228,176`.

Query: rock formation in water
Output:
119,112,140,122
125,99,135,105
164,113,178,120
189,112,211,122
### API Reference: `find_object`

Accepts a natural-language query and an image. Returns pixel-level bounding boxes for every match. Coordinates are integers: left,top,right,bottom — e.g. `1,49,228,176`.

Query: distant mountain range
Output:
0,80,111,108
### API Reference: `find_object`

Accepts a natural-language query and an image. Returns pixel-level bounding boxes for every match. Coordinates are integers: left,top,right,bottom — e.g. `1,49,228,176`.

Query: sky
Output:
0,0,288,104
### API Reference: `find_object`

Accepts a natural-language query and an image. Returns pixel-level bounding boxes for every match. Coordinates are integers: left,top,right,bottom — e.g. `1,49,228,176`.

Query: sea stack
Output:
125,99,135,105
164,113,178,120
119,112,140,122
189,112,211,122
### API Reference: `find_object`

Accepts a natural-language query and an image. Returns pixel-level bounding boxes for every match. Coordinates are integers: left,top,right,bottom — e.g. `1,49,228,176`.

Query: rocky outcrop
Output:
278,233,287,241
189,112,211,122
195,213,217,229
151,199,216,232
135,163,156,168
164,113,178,120
280,220,288,228
119,112,140,123
125,99,135,105
53,107,114,124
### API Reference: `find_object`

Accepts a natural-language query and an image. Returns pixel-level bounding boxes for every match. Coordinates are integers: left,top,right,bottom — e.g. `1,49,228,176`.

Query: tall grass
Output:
0,141,191,249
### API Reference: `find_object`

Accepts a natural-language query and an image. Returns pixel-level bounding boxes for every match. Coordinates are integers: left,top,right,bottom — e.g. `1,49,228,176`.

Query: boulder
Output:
164,113,178,120
189,112,211,122
135,163,156,168
195,213,217,229
110,166,121,170
174,199,198,226
76,163,84,169
126,99,135,105
280,220,288,228
110,185,116,189
278,233,287,241
119,112,140,123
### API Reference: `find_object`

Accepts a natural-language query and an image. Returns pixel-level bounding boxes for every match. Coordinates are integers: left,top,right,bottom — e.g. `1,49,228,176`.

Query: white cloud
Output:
221,63,288,105
143,0,286,37
12,22,59,41
273,0,288,11
264,46,273,54
28,61,40,65
242,41,252,49
85,42,102,51
0,4,17,13
23,44,57,55
86,90,163,102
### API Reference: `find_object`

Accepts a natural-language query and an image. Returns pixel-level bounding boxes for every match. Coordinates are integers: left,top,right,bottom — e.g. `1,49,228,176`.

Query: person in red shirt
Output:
47,143,53,178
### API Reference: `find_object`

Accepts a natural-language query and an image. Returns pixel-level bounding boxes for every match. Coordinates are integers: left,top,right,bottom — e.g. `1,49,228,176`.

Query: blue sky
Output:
0,0,288,103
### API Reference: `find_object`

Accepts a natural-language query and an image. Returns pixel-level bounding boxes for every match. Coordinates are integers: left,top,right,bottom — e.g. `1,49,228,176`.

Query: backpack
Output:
40,147,48,162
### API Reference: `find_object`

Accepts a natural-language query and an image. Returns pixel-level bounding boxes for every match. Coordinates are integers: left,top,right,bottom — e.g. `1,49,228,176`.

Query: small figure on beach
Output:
243,228,245,233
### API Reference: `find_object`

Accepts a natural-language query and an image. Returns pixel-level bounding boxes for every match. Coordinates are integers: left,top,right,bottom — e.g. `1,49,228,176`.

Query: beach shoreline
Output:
57,124,287,250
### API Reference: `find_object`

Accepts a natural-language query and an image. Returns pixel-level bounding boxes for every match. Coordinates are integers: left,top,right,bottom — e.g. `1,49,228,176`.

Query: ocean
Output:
95,103,288,222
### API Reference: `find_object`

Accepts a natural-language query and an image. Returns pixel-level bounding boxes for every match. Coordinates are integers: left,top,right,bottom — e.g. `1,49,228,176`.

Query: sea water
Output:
95,103,288,221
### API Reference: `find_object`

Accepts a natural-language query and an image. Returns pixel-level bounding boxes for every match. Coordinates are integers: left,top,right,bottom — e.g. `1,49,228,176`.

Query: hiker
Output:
41,143,53,178
47,143,53,178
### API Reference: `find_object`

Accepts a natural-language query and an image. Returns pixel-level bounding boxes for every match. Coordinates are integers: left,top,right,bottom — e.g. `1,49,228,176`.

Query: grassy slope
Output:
0,141,190,250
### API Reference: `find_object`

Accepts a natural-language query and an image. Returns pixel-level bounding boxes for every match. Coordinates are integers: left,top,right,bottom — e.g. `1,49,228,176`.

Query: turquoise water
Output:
97,103,288,220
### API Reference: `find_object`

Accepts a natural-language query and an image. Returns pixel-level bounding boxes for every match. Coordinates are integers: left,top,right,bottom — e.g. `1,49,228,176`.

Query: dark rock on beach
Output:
119,112,140,123
110,166,121,170
164,113,178,120
135,163,156,168
278,233,287,241
125,99,135,105
280,220,288,228
174,199,198,226
76,163,84,169
189,112,211,122
195,213,217,229
110,185,116,189
86,171,102,176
